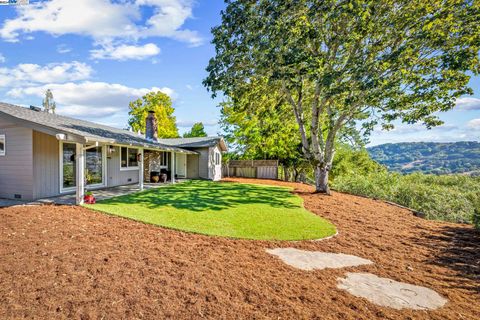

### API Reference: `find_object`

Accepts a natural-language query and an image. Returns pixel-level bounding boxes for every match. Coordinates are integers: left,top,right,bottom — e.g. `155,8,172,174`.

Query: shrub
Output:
333,171,480,227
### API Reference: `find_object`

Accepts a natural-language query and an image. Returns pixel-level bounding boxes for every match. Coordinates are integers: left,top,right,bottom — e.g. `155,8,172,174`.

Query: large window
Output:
159,151,168,166
85,146,103,185
61,143,76,190
121,147,139,169
0,134,5,156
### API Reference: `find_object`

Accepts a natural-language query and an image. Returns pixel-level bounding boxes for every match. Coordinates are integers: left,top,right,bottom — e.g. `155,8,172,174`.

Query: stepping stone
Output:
266,248,373,271
337,272,447,310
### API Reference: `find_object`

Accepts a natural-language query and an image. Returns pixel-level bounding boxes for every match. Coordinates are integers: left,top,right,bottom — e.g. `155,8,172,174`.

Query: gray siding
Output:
33,131,60,199
107,146,139,187
192,147,209,179
186,154,199,179
0,118,34,200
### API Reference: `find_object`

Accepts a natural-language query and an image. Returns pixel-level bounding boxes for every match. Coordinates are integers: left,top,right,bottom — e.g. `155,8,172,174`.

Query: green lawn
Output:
86,180,336,240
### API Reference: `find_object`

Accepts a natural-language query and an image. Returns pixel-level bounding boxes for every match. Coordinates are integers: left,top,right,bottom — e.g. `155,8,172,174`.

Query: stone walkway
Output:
266,248,373,271
266,248,447,310
338,272,448,310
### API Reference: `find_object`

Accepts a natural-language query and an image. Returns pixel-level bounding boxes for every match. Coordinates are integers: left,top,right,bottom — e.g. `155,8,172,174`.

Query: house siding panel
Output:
186,154,199,179
107,146,139,187
33,131,60,199
192,147,209,179
0,119,34,200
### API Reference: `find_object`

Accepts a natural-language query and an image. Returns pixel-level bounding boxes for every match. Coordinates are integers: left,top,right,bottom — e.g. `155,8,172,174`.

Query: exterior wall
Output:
193,147,209,179
0,118,34,200
107,146,139,187
33,131,60,199
208,145,222,181
186,154,199,179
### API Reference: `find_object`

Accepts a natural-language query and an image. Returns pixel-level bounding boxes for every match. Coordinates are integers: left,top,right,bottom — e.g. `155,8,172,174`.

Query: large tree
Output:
183,122,208,137
204,0,479,193
128,91,179,138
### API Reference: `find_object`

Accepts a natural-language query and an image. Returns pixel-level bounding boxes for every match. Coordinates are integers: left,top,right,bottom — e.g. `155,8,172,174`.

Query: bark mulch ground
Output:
0,178,478,319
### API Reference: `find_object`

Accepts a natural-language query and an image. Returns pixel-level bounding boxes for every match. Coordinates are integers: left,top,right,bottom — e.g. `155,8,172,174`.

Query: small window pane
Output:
121,147,128,167
128,148,138,167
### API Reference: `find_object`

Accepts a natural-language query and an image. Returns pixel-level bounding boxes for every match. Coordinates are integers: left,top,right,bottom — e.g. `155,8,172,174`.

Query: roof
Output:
0,102,196,154
158,136,228,151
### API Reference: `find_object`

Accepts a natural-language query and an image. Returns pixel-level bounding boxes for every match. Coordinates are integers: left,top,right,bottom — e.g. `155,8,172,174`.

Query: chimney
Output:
145,110,158,141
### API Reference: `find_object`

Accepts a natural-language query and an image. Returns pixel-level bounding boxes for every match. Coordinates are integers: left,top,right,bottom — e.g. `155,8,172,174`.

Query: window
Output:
61,143,76,190
85,146,103,185
121,147,139,169
0,134,4,156
215,152,220,165
159,151,168,166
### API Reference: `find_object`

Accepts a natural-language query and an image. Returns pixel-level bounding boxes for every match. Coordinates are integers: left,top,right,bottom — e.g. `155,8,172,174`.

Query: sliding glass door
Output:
61,143,77,191
60,143,106,192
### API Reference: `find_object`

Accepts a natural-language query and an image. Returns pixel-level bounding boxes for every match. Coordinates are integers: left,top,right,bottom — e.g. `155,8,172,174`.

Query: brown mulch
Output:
0,178,479,319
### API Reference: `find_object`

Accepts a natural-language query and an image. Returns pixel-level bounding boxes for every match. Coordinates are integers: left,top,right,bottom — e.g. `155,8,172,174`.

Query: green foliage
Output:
331,144,386,181
205,0,480,192
333,171,480,225
220,78,302,164
128,91,179,138
368,141,480,175
183,122,208,138
88,180,336,240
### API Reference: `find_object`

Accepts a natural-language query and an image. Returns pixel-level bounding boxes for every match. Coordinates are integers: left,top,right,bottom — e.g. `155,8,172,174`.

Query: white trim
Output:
0,134,5,156
76,143,85,205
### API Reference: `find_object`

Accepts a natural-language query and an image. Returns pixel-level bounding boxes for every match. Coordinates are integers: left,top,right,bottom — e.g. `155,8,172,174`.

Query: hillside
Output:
368,141,480,175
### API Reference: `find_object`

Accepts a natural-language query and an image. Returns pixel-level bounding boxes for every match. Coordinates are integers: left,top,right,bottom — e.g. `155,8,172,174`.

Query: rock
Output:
337,272,447,310
266,248,373,271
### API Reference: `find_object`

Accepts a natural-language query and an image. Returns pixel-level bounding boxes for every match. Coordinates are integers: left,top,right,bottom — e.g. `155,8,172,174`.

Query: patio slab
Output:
35,181,185,205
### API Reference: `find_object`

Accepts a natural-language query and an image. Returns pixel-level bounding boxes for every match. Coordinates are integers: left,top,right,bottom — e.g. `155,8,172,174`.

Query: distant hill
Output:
367,141,480,175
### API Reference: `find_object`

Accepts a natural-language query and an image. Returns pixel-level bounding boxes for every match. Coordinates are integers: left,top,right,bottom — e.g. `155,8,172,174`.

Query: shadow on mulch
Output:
419,225,480,293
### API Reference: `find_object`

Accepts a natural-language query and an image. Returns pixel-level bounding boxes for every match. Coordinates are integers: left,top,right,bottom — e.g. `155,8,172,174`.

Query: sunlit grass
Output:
86,180,336,240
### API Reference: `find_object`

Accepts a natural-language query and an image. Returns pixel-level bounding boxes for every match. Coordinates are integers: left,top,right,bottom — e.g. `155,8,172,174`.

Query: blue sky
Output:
0,0,478,146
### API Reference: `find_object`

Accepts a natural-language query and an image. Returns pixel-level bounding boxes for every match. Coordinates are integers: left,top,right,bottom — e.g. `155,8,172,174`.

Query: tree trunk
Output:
314,165,331,194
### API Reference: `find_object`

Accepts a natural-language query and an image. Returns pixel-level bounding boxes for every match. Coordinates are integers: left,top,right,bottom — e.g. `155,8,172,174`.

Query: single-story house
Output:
0,102,227,204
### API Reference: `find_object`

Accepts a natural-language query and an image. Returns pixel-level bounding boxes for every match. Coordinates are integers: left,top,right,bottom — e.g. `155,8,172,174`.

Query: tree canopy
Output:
204,0,480,193
183,122,208,138
128,91,179,138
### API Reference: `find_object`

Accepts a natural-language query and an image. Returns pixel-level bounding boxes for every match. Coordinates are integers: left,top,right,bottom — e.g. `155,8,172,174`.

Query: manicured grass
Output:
86,180,336,240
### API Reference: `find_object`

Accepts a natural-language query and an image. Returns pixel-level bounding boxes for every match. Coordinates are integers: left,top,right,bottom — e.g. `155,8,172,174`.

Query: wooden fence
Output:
222,160,279,180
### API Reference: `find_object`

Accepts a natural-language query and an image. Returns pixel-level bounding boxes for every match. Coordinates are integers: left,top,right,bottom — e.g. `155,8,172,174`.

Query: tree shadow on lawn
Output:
98,180,302,212
416,225,480,294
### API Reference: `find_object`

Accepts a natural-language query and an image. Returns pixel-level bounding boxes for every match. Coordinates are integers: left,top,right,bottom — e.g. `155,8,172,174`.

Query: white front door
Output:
175,153,187,178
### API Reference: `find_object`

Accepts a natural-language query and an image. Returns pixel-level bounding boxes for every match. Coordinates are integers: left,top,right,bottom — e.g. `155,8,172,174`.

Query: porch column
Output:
76,143,85,205
170,151,175,183
139,148,144,191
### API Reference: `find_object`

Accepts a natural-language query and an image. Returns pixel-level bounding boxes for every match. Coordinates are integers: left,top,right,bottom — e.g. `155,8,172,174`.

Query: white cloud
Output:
0,53,5,63
7,81,175,109
0,0,202,47
455,97,480,111
7,81,176,127
467,119,480,129
57,44,71,54
0,61,93,87
90,43,160,61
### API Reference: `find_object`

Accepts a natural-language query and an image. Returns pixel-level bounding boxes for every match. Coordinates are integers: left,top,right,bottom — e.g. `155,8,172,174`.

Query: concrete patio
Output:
0,181,186,207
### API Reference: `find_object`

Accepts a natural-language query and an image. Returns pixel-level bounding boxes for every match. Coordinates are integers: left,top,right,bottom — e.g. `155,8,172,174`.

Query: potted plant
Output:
84,191,96,204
